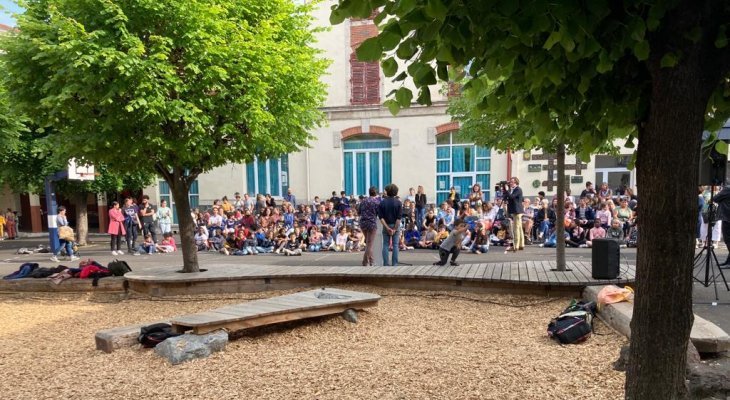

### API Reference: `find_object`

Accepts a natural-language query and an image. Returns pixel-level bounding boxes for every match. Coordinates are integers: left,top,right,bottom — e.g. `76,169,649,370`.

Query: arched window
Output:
435,131,491,204
343,136,392,196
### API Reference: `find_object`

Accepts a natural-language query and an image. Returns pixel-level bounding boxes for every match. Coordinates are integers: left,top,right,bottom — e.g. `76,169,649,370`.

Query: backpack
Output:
547,300,596,345
107,259,132,276
138,323,181,348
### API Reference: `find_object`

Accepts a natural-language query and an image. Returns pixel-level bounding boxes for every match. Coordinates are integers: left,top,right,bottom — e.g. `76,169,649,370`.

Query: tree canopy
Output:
1,0,329,272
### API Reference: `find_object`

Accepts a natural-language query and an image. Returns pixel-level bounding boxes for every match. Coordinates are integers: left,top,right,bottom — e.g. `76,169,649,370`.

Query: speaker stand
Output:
693,187,730,301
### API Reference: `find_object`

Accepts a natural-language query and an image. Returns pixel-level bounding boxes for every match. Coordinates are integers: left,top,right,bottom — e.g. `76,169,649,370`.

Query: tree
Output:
1,0,328,272
0,126,154,245
331,1,730,399
447,83,614,270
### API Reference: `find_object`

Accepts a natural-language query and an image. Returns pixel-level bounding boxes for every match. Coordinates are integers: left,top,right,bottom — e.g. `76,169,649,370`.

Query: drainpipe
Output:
305,147,311,202
506,147,512,180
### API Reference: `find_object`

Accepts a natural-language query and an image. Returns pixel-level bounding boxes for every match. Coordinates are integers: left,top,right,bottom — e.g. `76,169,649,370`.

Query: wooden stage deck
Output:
125,261,636,297
170,288,380,334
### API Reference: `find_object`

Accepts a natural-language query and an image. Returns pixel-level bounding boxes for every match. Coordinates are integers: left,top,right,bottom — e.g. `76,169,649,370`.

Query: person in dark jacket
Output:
712,185,730,264
503,177,524,251
378,184,402,266
415,185,427,231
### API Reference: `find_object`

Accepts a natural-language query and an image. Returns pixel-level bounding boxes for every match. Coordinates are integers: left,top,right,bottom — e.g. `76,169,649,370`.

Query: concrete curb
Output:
583,285,730,353
95,321,168,353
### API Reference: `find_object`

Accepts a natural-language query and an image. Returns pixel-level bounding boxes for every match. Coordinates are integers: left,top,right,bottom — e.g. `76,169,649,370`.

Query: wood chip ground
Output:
0,286,626,399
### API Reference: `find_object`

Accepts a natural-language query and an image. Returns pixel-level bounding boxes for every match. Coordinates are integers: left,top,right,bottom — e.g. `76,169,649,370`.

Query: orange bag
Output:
597,285,634,307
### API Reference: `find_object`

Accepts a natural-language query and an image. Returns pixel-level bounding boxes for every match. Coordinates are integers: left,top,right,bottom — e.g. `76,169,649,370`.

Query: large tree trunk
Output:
168,176,200,273
625,7,723,397
71,191,89,246
555,143,566,271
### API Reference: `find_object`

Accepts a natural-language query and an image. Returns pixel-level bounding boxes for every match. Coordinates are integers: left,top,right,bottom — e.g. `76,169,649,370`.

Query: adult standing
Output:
378,184,402,266
284,188,297,206
51,206,79,262
448,186,461,213
358,187,381,266
713,185,730,265
415,185,427,231
122,197,141,254
139,195,157,243
503,177,524,251
157,199,173,235
4,208,17,240
108,201,126,255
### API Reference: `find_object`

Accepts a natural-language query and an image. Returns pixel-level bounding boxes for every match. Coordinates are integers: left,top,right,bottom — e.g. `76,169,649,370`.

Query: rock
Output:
613,344,630,372
154,330,228,365
613,342,702,372
687,353,730,399
342,308,358,323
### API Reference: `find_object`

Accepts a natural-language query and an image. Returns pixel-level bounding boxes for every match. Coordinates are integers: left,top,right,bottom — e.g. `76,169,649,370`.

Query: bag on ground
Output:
107,259,132,276
547,300,596,345
138,323,181,348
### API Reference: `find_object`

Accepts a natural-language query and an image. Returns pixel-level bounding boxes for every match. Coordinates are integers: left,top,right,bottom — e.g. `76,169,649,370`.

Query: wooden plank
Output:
571,261,593,283
508,262,520,282
492,263,504,281
171,311,243,327
457,264,474,279
420,264,443,279
518,262,528,282
480,263,497,281
437,265,459,279
467,264,485,281
192,300,381,335
406,265,429,278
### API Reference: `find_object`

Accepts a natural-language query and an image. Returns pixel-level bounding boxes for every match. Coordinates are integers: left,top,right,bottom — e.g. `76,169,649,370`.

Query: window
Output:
343,138,392,196
435,131,491,204
158,180,199,224
350,53,380,105
246,155,289,196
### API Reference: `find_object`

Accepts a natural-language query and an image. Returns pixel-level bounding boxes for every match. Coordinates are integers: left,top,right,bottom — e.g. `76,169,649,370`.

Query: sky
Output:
0,0,22,27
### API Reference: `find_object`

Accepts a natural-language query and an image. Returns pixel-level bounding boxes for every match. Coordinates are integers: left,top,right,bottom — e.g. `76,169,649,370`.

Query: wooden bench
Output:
169,287,381,334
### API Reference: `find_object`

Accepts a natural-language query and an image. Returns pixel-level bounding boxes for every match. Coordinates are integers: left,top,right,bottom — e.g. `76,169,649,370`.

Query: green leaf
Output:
543,31,562,50
395,87,413,106
416,86,432,106
660,52,679,68
715,26,727,48
380,28,402,51
330,9,346,25
355,37,383,61
629,17,646,41
393,71,408,82
424,0,448,21
384,99,401,115
436,62,449,81
586,0,609,18
715,140,728,155
396,38,418,60
633,40,650,61
684,27,702,43
382,58,398,77
395,0,417,17
498,0,519,16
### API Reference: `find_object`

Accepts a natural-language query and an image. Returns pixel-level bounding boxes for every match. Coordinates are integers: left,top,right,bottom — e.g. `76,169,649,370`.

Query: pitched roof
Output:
0,23,14,33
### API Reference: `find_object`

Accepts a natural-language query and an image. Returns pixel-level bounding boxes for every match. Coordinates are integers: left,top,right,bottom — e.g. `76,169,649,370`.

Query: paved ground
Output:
1,234,728,334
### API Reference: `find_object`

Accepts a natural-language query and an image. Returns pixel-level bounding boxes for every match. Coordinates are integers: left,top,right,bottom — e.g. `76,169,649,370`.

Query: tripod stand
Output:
693,186,730,301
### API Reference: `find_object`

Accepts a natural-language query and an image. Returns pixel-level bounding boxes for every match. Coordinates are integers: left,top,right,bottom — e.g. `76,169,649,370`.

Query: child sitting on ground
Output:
470,223,490,254
282,233,303,256
433,219,468,266
347,228,362,252
194,226,209,251
586,219,606,247
208,229,227,254
335,227,349,252
321,227,335,251
135,233,156,255
418,224,437,249
156,232,177,253
404,223,421,248
606,219,626,246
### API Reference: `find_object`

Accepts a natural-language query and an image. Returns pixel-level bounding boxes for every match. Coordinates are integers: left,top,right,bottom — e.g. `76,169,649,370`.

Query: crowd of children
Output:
179,181,639,259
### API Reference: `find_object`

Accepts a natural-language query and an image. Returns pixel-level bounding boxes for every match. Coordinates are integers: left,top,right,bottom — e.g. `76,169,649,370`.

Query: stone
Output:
95,321,169,353
687,353,730,400
154,330,228,365
583,285,730,353
342,308,358,323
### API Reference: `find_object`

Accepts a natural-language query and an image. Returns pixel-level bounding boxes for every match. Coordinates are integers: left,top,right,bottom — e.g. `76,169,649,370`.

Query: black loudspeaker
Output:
698,144,727,186
592,238,620,279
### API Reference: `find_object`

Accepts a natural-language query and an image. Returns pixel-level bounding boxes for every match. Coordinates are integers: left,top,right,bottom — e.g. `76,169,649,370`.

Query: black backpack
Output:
547,300,596,345
138,323,181,348
107,259,132,276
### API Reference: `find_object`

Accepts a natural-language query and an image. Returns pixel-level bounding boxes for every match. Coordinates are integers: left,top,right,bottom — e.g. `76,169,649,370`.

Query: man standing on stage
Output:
504,177,525,251
378,184,402,266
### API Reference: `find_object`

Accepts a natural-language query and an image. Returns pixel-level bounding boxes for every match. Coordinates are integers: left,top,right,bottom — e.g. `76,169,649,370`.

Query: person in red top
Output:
108,201,126,255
